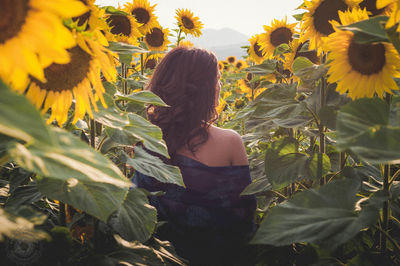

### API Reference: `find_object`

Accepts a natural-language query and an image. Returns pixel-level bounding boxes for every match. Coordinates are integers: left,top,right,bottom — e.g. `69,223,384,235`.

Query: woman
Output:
133,46,256,265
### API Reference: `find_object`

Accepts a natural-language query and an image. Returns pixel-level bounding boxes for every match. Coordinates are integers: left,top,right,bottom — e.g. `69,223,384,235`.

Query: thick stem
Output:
90,119,96,149
381,164,391,253
318,54,327,185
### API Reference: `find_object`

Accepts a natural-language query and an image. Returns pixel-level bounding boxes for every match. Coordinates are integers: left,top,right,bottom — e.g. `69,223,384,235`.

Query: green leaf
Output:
265,137,312,189
292,56,313,74
273,43,290,56
338,16,389,44
115,91,168,107
103,6,130,16
319,106,337,130
37,177,127,222
242,61,276,75
308,153,331,180
8,128,131,189
108,42,148,54
251,178,380,249
5,184,43,209
108,188,157,242
94,97,169,158
0,207,48,241
240,177,271,196
336,97,400,164
119,53,132,65
0,81,54,145
293,12,305,21
123,146,184,187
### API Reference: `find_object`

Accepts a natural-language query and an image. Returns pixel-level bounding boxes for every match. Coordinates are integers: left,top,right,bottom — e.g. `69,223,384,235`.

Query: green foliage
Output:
123,146,184,186
336,97,400,164
108,188,157,242
251,178,385,249
265,137,330,189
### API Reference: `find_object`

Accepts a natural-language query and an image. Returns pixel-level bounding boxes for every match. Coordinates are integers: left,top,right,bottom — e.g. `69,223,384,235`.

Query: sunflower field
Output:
1,0,400,265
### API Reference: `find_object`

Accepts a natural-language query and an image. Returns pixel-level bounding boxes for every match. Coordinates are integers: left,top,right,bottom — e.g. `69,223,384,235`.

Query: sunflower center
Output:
312,0,348,36
295,43,319,64
236,62,243,68
181,16,194,29
132,8,150,25
254,42,264,57
107,15,131,36
31,46,92,92
348,40,386,75
359,0,385,16
146,28,164,47
270,27,293,47
0,0,29,44
145,58,157,69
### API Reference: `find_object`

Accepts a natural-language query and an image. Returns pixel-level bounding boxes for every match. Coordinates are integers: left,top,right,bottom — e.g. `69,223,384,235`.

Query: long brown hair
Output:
146,46,219,157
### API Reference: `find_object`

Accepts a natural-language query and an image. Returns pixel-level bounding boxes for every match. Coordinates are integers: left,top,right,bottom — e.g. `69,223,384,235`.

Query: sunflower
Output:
218,61,224,71
238,79,252,94
25,33,117,126
178,39,194,47
284,39,320,72
175,8,203,37
300,0,359,54
259,17,297,58
72,0,110,46
324,8,400,99
105,14,142,45
248,34,267,64
227,56,236,63
377,0,400,30
216,99,227,114
235,60,248,70
124,0,158,34
143,53,163,70
0,0,87,91
144,26,170,51
359,0,393,16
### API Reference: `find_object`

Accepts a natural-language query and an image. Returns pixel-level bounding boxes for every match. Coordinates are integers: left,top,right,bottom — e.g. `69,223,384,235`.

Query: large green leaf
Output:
94,98,169,158
8,128,130,189
108,41,148,54
338,16,389,44
251,178,384,249
108,188,157,242
115,91,168,107
336,97,400,164
242,61,276,75
0,81,54,145
37,177,127,222
123,146,184,187
265,137,329,189
251,83,309,128
0,207,48,241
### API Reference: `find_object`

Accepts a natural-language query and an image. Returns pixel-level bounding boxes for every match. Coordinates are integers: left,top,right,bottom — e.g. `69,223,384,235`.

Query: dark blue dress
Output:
133,154,257,265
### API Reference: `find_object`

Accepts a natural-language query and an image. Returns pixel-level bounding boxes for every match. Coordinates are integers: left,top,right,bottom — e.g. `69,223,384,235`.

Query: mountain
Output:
186,28,249,60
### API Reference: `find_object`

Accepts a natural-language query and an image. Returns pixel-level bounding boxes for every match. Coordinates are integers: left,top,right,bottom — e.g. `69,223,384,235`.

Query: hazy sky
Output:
95,0,304,37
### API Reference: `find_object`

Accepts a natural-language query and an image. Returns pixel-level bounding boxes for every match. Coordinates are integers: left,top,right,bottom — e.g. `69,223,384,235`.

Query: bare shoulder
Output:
209,125,248,165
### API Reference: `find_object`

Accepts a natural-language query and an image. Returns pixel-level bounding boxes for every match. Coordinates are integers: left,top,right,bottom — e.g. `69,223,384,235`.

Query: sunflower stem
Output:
381,164,391,254
121,62,128,177
176,28,182,46
90,119,96,149
318,54,327,186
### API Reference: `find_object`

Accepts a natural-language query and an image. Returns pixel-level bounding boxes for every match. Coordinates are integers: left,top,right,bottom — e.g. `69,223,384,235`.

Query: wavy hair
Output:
146,46,219,157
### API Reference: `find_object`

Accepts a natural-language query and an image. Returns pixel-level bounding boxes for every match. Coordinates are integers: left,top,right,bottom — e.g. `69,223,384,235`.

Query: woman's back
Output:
176,125,249,167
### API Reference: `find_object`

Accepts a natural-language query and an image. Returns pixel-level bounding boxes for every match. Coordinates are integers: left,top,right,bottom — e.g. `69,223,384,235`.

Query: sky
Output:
95,0,304,37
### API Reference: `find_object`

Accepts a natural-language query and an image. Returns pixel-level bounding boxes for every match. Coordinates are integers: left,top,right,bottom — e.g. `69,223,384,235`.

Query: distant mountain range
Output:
186,28,250,61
